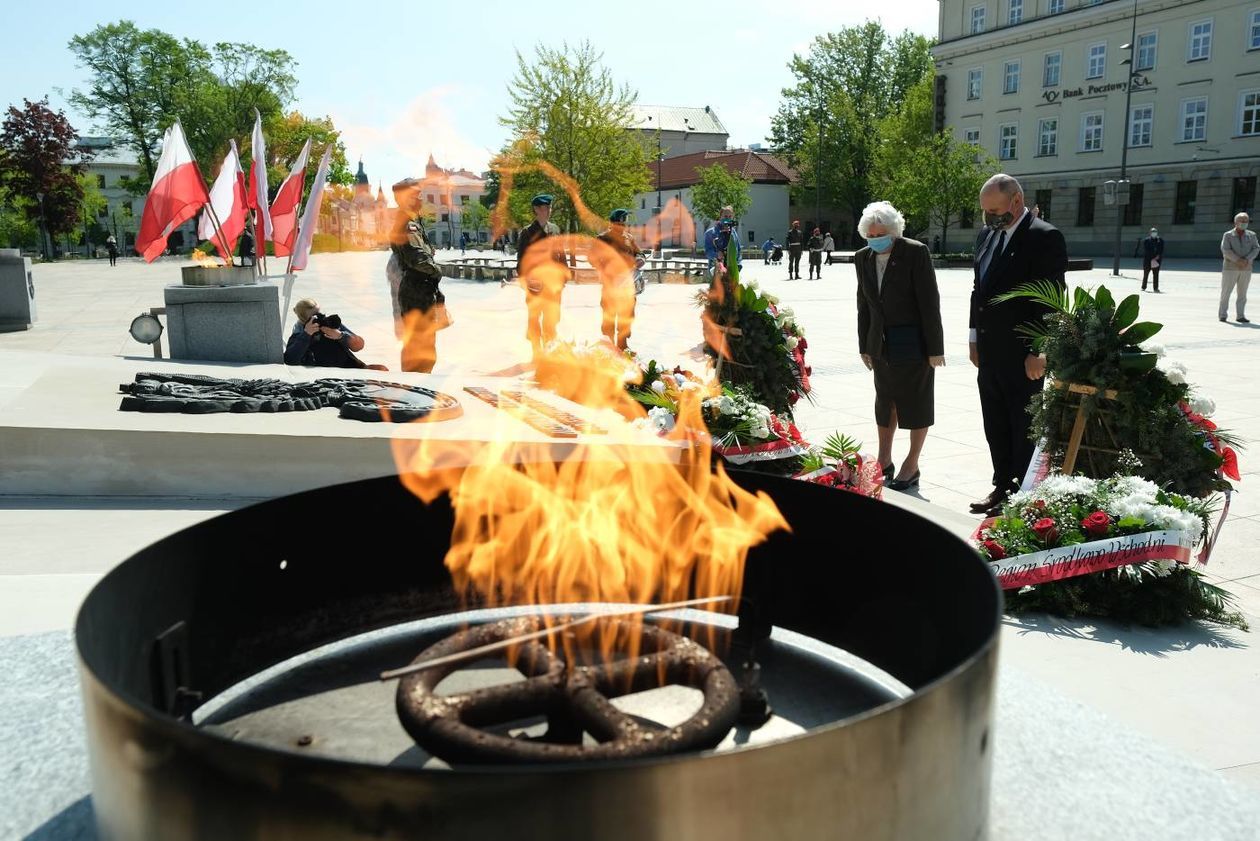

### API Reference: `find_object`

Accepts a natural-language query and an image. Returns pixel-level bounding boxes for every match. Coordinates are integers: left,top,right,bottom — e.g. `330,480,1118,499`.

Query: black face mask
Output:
984,211,1015,230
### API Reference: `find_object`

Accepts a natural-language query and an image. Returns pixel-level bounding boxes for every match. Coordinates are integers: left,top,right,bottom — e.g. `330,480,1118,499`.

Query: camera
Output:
313,312,342,330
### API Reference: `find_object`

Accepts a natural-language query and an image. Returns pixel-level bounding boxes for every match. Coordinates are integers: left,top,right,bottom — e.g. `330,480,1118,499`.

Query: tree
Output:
0,98,92,256
882,130,996,253
873,71,936,233
0,185,38,248
690,163,753,224
769,24,933,236
68,22,296,186
459,201,490,241
75,171,109,253
265,111,352,197
498,41,651,233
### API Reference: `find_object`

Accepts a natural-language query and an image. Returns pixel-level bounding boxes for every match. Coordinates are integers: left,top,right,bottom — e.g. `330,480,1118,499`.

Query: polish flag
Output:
269,138,310,257
290,145,333,272
135,122,210,263
197,139,248,264
246,109,273,243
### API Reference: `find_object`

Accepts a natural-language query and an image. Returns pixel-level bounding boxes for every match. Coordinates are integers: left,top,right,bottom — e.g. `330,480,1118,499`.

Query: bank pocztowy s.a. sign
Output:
1041,76,1150,104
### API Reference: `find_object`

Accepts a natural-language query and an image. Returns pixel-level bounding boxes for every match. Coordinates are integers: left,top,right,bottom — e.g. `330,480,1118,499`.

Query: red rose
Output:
981,539,1007,560
1032,517,1059,545
1081,510,1111,538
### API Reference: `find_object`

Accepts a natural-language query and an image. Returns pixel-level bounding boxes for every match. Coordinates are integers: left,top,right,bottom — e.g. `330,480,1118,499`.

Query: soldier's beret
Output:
531,194,553,206
609,208,630,223
392,177,421,193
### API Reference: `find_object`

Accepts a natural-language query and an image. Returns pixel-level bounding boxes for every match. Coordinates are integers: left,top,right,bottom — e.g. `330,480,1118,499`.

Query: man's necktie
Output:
981,229,1006,287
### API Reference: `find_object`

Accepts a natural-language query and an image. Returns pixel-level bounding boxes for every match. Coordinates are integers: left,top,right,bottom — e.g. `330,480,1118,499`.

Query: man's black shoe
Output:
969,486,1010,513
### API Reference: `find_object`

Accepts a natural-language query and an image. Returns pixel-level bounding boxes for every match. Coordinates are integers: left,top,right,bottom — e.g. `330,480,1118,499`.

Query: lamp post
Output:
1111,0,1141,277
35,191,48,261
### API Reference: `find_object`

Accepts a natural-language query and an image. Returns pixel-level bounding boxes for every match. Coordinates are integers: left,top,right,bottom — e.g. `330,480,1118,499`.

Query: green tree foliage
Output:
690,163,753,224
0,98,91,244
0,185,39,248
459,201,490,239
68,21,296,186
74,171,109,250
497,41,651,232
770,24,933,233
265,111,352,196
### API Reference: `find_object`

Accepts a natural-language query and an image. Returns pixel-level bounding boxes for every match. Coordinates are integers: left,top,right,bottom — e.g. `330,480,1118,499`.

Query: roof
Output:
650,150,798,190
74,136,138,167
629,105,728,136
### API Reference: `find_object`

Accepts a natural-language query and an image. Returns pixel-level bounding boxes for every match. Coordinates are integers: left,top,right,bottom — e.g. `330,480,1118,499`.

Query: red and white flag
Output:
290,145,333,272
246,109,273,243
197,139,248,264
135,121,210,263
269,138,310,257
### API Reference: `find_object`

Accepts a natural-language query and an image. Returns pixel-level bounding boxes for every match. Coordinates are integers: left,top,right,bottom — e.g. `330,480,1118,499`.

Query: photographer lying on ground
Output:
284,298,387,370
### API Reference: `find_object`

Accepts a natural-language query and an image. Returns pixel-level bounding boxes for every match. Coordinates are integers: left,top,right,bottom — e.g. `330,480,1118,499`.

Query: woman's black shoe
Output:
881,462,895,481
887,471,920,492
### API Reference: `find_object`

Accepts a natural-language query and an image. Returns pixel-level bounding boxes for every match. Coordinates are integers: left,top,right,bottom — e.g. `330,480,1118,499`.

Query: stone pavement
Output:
1,250,1258,804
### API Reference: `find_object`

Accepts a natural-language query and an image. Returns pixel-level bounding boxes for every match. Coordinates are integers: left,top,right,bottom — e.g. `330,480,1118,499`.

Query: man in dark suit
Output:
968,174,1067,516
515,194,567,357
1134,227,1164,292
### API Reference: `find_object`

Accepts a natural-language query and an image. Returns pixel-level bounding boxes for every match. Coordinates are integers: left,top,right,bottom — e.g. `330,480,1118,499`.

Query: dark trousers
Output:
1141,259,1160,290
808,251,822,277
788,244,803,277
977,359,1044,490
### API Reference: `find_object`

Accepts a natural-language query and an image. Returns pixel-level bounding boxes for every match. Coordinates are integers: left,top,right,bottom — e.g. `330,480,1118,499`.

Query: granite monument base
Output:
163,282,283,363
0,248,37,332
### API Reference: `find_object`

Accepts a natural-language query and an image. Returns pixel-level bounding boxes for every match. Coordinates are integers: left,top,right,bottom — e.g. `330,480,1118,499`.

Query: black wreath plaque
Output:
118,373,463,423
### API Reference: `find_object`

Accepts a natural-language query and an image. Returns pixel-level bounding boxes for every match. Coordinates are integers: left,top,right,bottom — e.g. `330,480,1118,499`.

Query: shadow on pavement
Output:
1003,612,1247,656
22,796,94,840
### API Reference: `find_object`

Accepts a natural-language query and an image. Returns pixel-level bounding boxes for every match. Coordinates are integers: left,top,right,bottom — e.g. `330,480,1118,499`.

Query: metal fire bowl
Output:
76,469,1001,841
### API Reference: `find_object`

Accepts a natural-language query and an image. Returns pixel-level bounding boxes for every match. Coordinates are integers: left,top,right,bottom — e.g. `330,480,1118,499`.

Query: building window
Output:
1174,181,1197,224
961,207,976,229
1048,0,1064,12
1037,118,1058,156
641,199,646,209
1034,189,1052,222
1086,43,1106,80
1188,20,1212,62
970,4,986,34
967,68,983,100
1233,176,1257,215
1077,187,1096,227
1135,31,1157,71
1240,89,1260,136
1003,60,1021,94
1180,97,1208,141
999,124,1018,160
1043,52,1061,87
1250,10,1260,51
98,204,109,218
1129,104,1153,147
96,174,106,188
964,127,981,145
1123,183,1144,226
459,194,470,205
1081,112,1104,152
426,193,435,204
440,212,449,222
1008,0,1022,25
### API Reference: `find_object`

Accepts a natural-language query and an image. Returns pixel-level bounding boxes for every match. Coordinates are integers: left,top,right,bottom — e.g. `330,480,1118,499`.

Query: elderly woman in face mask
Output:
854,201,945,492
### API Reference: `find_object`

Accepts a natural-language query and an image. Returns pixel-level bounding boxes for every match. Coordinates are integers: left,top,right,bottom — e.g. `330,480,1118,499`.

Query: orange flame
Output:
190,248,222,268
392,343,788,663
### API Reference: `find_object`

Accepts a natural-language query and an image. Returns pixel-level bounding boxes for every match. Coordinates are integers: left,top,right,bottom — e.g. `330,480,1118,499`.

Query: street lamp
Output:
1111,0,1142,277
35,191,48,261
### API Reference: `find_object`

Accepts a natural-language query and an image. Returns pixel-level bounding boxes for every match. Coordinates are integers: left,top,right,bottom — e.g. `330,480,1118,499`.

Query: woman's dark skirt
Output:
872,356,935,429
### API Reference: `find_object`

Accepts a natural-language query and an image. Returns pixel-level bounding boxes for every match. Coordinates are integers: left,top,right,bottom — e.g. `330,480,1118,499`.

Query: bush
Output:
310,233,339,254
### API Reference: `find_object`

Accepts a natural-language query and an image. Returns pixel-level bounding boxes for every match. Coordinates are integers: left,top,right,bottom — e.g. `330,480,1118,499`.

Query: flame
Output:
190,248,223,268
392,342,788,664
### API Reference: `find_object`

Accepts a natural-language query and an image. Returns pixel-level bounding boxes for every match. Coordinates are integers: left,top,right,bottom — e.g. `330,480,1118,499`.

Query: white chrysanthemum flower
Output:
673,373,688,387
1111,476,1160,500
647,406,675,434
650,380,667,395
680,380,701,392
786,335,800,350
750,421,770,439
1157,358,1188,385
1141,342,1166,358
1189,394,1216,417
718,396,738,415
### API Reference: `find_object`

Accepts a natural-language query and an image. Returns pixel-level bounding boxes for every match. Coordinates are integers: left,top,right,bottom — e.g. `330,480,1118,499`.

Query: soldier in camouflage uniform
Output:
515,194,567,357
388,177,447,373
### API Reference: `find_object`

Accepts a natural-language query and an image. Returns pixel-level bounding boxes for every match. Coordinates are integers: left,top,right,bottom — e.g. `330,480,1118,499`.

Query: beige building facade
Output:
932,0,1260,257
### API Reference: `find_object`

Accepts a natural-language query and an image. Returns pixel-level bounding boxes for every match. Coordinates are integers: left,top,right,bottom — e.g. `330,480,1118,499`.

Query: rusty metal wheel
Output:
395,616,740,764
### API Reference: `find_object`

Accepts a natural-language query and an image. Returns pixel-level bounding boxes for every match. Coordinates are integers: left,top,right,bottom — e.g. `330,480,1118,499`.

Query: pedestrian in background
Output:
1220,211,1258,323
1135,227,1164,293
785,220,805,280
823,230,835,265
105,234,118,267
807,227,824,280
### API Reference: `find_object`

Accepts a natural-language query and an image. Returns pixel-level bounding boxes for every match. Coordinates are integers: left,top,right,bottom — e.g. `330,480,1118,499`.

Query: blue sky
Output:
2,0,938,189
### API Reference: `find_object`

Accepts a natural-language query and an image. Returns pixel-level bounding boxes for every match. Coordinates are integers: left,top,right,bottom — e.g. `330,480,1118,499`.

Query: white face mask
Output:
1239,222,1250,231
1149,231,1158,237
